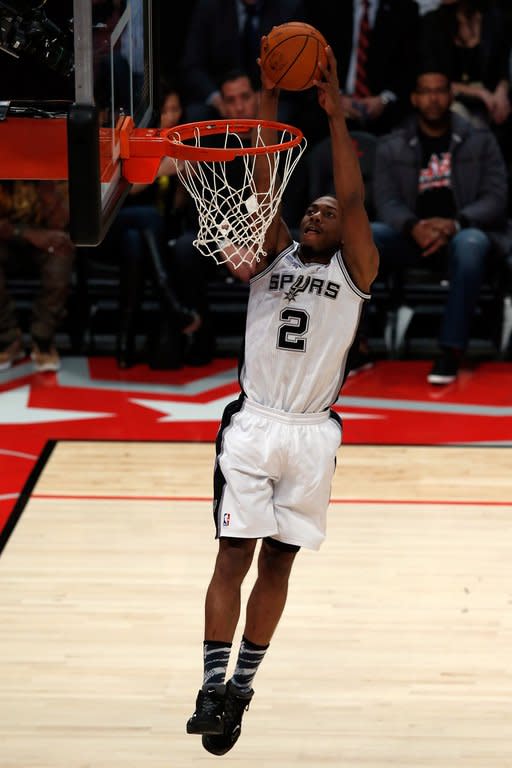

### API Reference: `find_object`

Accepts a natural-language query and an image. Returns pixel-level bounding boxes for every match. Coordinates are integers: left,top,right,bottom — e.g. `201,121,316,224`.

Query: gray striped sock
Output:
230,636,268,693
203,640,232,686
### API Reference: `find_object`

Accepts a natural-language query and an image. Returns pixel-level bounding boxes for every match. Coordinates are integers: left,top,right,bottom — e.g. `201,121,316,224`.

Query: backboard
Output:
0,0,158,246
69,0,157,245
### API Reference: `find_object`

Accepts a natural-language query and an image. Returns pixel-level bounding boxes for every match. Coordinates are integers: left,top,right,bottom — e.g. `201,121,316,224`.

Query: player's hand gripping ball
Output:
260,21,328,91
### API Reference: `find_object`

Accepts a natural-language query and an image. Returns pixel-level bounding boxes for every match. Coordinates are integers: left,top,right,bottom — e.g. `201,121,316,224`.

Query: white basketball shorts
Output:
213,397,342,550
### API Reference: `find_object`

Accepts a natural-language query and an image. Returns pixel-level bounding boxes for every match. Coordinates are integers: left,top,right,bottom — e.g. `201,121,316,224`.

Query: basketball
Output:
260,22,328,92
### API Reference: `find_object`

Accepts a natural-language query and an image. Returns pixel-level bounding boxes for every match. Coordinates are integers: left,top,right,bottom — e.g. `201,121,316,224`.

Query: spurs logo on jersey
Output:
270,272,341,301
284,274,310,302
240,242,371,413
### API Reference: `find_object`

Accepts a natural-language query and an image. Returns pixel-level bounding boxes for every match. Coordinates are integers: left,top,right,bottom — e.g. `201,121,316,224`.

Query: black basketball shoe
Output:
186,683,226,735
202,681,254,755
427,349,460,385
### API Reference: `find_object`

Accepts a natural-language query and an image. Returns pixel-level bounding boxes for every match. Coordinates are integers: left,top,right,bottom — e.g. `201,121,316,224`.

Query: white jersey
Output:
240,241,370,413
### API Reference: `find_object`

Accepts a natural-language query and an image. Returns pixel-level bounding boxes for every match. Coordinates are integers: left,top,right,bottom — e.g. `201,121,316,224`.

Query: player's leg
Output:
205,537,258,641
202,538,299,755
186,537,257,737
189,399,284,748
243,537,299,645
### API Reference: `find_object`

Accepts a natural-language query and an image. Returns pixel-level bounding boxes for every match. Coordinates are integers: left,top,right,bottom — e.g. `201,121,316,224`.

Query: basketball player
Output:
186,43,379,755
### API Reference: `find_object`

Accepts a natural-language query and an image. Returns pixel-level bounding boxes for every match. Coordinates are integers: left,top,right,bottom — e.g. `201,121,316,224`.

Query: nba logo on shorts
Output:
223,512,231,527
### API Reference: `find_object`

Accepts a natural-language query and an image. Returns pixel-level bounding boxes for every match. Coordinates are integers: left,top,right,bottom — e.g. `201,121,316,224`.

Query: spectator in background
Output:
179,0,309,131
420,0,512,163
0,181,75,372
371,66,512,384
304,0,421,136
302,0,423,371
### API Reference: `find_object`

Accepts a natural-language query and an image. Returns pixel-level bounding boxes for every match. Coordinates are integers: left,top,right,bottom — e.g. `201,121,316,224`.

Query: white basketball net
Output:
172,123,307,269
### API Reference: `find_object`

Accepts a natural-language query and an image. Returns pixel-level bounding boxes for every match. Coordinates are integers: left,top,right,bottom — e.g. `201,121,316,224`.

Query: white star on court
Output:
0,386,112,425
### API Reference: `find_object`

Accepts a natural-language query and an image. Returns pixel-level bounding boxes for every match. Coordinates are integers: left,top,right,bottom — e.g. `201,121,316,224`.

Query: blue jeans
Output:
371,222,491,350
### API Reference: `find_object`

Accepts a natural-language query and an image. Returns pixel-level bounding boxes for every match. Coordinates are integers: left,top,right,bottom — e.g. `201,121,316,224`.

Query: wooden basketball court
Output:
1,441,511,767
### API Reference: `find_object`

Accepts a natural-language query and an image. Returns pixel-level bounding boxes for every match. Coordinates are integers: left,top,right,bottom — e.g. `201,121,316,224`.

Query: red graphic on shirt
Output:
419,152,452,193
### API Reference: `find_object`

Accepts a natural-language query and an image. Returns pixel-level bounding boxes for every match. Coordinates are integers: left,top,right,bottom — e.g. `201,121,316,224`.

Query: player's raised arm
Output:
250,42,293,266
315,46,379,293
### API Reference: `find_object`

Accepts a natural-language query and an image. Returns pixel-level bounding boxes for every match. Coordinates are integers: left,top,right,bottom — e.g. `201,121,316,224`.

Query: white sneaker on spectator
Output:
31,340,60,372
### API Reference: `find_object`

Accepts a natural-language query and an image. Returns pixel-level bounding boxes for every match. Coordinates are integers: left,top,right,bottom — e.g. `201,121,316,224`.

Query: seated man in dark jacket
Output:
371,66,511,384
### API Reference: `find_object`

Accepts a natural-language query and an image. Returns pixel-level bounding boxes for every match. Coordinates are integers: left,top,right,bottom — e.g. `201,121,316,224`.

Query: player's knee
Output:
259,538,298,583
216,537,257,581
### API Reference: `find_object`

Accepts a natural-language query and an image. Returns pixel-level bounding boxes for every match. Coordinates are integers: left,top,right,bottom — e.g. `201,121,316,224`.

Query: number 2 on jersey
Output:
277,308,310,351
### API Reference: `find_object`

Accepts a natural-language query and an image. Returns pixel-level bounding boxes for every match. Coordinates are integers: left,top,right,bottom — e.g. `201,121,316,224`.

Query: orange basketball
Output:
260,22,328,91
